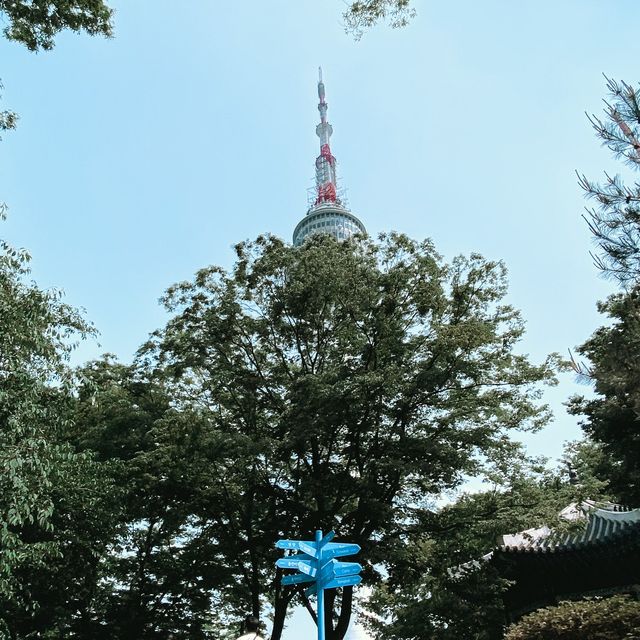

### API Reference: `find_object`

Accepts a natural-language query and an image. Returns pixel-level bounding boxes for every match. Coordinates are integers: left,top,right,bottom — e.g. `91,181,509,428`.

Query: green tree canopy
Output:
0,212,87,585
568,288,640,505
0,213,122,638
68,357,233,640
0,0,113,50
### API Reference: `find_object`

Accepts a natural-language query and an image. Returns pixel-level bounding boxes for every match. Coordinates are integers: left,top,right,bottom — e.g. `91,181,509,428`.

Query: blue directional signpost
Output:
275,530,362,640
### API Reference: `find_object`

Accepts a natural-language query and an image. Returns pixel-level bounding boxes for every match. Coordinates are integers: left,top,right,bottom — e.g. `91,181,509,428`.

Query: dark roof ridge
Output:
499,506,640,554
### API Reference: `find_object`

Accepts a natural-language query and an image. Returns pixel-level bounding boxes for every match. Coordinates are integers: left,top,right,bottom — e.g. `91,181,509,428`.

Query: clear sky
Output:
2,1,639,637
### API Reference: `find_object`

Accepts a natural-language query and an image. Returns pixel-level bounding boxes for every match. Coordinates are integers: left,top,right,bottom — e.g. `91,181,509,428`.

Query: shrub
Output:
505,595,640,640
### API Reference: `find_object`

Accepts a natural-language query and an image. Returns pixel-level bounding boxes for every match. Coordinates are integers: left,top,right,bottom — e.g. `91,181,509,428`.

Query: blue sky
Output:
2,1,639,637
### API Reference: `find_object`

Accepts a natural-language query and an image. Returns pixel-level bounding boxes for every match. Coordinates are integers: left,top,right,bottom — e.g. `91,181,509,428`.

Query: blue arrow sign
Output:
276,539,359,558
281,573,316,586
306,573,363,597
324,574,362,590
275,556,308,569
275,557,316,574
276,539,316,550
332,561,362,577
315,559,360,585
321,543,361,560
296,561,317,577
298,541,319,558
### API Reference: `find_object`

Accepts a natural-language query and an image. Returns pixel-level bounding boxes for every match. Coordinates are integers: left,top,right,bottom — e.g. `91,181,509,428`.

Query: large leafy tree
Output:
138,232,556,640
68,357,236,640
0,212,123,638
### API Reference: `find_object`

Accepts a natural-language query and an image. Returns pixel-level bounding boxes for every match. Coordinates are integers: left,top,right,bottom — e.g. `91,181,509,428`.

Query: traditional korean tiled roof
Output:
499,503,640,554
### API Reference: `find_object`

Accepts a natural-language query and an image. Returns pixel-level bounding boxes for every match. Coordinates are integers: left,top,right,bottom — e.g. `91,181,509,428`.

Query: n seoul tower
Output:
292,68,367,246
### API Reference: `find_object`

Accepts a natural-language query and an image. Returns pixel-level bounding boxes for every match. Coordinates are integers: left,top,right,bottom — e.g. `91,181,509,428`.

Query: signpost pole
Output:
315,529,325,640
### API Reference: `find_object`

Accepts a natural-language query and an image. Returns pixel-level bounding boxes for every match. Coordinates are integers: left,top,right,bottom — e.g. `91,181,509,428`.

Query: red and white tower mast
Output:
315,67,339,205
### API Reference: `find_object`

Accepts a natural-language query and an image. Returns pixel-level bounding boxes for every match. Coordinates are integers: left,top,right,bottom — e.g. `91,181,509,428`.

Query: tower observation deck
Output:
292,69,367,247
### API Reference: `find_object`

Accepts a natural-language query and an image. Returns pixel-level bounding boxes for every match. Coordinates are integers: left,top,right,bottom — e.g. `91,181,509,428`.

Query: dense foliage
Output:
0,214,122,638
68,358,235,639
0,0,113,50
570,77,640,506
344,0,416,38
504,596,640,640
568,289,640,504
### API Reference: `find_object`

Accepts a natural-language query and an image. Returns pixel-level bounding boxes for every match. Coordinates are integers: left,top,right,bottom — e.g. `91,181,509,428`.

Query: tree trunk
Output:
270,596,290,640
270,570,293,640
333,587,353,640
324,588,336,638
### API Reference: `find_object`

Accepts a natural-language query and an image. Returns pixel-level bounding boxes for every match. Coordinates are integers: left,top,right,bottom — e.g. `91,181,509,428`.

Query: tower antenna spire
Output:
315,68,337,204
